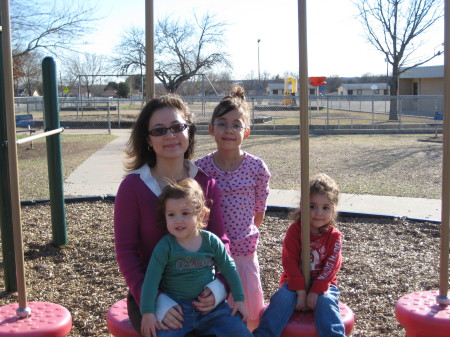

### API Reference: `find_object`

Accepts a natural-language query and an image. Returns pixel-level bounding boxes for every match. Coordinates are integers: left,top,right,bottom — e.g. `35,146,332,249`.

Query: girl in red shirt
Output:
253,173,346,337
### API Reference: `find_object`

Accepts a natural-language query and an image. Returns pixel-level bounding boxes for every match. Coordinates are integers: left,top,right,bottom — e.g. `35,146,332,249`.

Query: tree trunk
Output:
388,68,400,121
389,95,398,121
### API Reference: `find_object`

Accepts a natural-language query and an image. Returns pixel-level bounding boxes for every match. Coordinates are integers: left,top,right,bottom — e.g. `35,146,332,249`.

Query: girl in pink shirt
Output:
196,85,271,331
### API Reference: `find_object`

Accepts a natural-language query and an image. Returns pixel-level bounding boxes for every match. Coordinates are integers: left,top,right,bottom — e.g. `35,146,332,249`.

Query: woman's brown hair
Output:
124,94,196,171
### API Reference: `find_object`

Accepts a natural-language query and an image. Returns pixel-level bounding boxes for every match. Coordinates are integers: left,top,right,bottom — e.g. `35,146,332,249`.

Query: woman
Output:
114,94,230,335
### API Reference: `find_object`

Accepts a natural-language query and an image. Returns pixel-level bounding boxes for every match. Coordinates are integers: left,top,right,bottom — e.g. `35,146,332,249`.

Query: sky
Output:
80,0,445,79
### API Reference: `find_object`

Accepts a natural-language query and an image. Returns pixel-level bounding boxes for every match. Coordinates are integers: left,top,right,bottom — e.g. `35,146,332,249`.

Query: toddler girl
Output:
253,173,346,337
195,85,271,330
140,178,252,337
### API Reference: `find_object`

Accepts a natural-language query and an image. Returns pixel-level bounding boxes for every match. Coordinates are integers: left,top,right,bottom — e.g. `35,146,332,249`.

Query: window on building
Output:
357,89,362,95
374,89,379,94
273,89,278,95
413,82,419,95
348,90,353,95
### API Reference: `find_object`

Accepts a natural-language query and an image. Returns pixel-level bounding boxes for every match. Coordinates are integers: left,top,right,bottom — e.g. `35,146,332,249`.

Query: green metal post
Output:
0,3,18,291
42,57,67,246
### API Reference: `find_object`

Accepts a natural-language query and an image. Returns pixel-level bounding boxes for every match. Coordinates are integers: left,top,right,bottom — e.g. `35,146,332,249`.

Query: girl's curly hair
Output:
291,173,340,233
157,178,210,231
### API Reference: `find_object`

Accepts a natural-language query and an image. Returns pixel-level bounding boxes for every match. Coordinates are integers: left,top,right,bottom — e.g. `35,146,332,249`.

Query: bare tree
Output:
113,13,231,93
354,0,444,120
14,52,43,96
112,26,146,75
64,53,109,98
11,0,100,58
325,75,342,94
205,71,233,96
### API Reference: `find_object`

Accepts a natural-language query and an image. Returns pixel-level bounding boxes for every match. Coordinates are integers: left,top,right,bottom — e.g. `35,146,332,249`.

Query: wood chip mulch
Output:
0,201,444,336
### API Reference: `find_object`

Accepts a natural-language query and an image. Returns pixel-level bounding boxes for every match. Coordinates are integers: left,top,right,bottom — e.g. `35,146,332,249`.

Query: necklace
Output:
152,162,190,189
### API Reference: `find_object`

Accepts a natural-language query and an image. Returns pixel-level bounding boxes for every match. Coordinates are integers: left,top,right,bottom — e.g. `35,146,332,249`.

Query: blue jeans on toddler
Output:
252,283,345,337
155,299,252,337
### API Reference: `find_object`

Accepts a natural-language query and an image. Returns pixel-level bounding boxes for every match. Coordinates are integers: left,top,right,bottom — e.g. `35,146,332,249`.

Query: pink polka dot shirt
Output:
196,152,271,256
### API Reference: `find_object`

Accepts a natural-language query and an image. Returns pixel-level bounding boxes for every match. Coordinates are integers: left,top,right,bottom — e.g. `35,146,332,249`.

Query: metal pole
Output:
145,0,155,100
258,39,261,97
107,101,111,134
0,0,17,292
117,99,121,128
202,74,205,117
437,0,450,306
372,96,375,126
77,76,80,118
42,57,67,247
141,60,144,108
385,57,389,113
1,0,30,316
16,127,64,145
298,0,310,288
326,96,329,130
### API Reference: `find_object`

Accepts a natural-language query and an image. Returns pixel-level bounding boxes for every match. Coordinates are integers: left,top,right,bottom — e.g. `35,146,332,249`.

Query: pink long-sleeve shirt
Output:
195,152,271,256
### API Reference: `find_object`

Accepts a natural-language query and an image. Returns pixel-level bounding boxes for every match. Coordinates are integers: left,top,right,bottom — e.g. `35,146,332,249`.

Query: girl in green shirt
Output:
140,178,252,337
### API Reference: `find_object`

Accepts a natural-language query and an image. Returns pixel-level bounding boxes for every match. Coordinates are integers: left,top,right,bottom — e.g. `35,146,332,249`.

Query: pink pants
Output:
228,251,265,321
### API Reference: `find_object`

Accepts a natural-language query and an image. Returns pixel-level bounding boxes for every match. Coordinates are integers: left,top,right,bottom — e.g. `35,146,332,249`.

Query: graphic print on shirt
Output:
317,240,341,280
175,255,214,270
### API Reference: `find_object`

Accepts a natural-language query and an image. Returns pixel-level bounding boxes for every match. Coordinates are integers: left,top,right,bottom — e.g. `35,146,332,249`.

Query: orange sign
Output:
309,77,327,87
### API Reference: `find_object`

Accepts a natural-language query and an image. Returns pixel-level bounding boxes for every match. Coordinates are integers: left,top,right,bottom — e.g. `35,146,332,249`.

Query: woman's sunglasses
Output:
147,123,189,137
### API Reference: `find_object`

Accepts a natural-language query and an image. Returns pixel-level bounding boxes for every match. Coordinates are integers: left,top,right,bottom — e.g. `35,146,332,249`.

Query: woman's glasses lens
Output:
148,123,188,136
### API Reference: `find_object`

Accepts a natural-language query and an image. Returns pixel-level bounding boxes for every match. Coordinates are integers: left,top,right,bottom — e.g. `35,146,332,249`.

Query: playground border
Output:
19,195,441,225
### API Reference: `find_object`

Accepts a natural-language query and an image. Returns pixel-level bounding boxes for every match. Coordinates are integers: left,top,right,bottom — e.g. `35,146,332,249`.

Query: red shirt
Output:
279,221,342,294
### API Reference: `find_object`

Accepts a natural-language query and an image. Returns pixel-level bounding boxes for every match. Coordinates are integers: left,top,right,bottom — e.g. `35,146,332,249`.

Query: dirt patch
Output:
0,201,443,336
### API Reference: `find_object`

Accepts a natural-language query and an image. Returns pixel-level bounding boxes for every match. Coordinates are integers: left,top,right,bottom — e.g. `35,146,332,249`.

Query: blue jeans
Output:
253,283,345,337
155,300,252,337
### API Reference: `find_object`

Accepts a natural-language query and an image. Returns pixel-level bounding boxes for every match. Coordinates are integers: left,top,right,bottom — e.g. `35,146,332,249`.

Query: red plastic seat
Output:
260,302,354,337
106,298,140,337
396,290,450,337
0,302,72,337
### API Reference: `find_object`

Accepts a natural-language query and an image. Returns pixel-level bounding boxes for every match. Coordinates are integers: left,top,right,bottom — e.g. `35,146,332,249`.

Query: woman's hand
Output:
159,305,184,331
192,287,216,315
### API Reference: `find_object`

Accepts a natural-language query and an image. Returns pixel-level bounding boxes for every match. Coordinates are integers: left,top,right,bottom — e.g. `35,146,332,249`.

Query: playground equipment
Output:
107,1,354,336
393,1,450,336
0,0,72,335
309,76,326,111
258,302,354,337
106,299,140,337
284,77,297,106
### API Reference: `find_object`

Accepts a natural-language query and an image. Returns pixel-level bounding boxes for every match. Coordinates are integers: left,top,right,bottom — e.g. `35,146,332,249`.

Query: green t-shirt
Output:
140,230,244,314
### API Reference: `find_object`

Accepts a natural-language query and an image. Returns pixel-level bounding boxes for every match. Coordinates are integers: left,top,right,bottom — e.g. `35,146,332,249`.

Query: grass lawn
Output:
17,133,117,201
194,133,442,199
14,131,443,201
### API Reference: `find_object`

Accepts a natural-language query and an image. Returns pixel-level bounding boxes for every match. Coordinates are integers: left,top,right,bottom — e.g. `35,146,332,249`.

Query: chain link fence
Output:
14,95,443,133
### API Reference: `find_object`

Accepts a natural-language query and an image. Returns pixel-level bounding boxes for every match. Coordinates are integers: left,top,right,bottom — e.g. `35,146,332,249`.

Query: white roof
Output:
400,65,444,79
267,83,285,90
339,83,389,90
267,82,315,90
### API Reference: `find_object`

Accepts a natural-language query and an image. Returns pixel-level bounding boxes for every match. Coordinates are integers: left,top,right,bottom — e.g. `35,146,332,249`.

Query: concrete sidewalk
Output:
63,130,442,223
